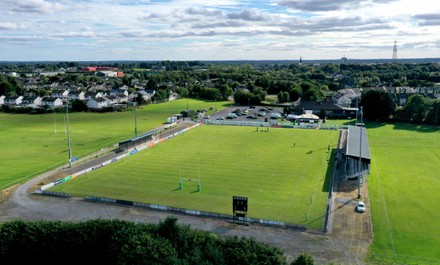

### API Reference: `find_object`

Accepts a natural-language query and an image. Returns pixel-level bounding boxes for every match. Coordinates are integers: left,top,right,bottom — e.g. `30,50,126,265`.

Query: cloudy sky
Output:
1,0,439,61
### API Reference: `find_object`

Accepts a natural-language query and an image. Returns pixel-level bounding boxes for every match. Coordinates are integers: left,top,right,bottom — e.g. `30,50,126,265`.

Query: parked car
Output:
357,201,366,213
216,116,225,120
203,116,210,119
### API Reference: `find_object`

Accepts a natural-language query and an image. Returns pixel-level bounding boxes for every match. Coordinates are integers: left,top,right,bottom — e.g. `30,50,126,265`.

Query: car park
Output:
357,201,366,213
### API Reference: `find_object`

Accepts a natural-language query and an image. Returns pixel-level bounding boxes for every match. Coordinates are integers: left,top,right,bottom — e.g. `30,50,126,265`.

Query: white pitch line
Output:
377,170,396,254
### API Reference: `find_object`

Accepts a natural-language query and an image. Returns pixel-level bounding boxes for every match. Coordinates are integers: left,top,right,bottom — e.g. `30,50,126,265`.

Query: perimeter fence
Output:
84,195,307,231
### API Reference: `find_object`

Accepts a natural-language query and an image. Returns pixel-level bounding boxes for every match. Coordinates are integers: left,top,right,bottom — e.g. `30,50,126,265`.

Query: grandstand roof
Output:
345,125,371,162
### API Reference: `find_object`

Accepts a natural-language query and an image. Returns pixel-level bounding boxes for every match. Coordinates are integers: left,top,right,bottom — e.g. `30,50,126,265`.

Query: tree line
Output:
0,217,317,265
1,61,440,125
360,90,440,125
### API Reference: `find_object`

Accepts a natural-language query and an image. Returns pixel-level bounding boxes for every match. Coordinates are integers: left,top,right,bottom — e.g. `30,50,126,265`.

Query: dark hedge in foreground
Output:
0,216,301,265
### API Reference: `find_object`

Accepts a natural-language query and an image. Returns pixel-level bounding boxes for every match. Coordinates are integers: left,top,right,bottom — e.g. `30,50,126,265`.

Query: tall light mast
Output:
392,40,398,63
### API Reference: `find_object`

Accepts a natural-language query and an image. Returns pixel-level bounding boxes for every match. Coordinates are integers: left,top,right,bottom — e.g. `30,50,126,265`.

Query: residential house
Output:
41,97,64,108
110,89,128,96
104,95,120,105
136,89,155,101
84,91,106,101
335,94,353,107
52,89,69,99
23,79,39,91
331,88,361,107
0,95,5,105
87,97,109,109
68,91,85,100
4,96,23,106
115,94,128,103
21,96,42,108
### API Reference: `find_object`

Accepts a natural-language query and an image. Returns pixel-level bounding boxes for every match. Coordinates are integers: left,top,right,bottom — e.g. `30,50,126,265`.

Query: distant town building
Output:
341,55,348,64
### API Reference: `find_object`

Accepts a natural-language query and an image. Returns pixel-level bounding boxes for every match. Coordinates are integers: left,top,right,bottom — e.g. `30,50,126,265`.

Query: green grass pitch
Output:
50,125,339,230
0,99,231,190
367,123,440,261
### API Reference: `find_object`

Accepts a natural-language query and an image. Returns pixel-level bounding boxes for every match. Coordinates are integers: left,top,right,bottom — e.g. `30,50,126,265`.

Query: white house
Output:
114,94,128,103
110,89,128,96
41,97,64,108
68,91,85,100
4,96,23,105
0,95,5,105
87,97,109,109
84,91,106,100
52,89,69,99
104,95,119,104
21,96,42,108
137,89,156,101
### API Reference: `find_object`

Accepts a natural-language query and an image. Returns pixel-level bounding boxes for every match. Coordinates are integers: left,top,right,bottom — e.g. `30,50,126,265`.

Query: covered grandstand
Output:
341,125,371,181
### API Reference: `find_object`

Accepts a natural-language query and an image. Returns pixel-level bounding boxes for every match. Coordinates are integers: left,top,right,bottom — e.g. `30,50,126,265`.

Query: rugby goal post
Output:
178,154,201,192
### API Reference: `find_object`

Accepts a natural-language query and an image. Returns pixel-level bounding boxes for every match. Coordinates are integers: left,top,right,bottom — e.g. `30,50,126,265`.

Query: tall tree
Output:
426,99,440,125
403,94,430,123
360,90,394,121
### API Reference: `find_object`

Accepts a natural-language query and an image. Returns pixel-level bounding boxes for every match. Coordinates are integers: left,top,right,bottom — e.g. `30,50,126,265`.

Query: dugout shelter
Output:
118,129,158,151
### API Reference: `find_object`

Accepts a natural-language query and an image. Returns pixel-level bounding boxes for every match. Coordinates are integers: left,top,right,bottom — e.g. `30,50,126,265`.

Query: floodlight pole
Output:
357,106,363,199
134,102,138,137
169,91,173,122
66,100,72,168
197,152,201,192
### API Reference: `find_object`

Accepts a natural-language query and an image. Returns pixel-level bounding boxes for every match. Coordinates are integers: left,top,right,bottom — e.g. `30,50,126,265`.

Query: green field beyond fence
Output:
50,125,339,230
368,123,440,262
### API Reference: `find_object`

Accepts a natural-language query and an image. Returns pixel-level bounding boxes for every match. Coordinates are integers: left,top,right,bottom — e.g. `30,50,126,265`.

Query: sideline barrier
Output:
84,195,307,231
37,190,71,198
322,129,344,234
40,123,202,191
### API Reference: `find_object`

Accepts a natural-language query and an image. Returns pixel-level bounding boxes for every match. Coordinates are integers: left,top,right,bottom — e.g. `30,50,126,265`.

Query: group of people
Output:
256,127,270,132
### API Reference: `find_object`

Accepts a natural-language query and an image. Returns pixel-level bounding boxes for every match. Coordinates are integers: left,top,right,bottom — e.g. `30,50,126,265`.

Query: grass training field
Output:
0,99,230,190
367,123,440,262
50,125,339,230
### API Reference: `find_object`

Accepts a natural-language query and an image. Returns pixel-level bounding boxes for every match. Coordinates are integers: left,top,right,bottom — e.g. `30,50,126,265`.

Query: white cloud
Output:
0,0,439,60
